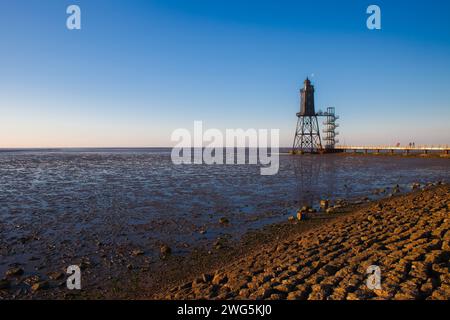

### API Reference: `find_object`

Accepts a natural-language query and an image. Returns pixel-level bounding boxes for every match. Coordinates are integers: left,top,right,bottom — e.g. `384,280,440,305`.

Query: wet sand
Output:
1,183,449,299
0,194,361,299
156,184,450,300
0,150,449,299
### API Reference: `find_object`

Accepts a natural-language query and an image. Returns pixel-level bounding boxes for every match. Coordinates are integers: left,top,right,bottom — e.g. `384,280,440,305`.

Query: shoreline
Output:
154,184,450,300
336,152,450,159
1,183,448,300
282,152,450,159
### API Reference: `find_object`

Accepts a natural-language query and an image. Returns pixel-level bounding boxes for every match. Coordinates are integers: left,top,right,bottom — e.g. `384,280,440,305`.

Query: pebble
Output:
300,206,310,212
48,272,64,280
31,281,49,292
320,200,329,210
131,249,144,256
5,267,24,277
219,217,230,224
160,245,171,256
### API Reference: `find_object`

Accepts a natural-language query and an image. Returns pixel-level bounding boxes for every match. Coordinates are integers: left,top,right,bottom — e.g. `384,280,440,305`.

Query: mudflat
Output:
158,185,450,300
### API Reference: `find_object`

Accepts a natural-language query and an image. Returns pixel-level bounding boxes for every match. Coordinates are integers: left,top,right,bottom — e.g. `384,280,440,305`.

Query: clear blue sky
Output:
1,0,449,147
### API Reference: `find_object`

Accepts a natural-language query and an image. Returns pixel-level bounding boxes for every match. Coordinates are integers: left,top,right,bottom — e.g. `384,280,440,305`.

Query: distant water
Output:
0,148,449,276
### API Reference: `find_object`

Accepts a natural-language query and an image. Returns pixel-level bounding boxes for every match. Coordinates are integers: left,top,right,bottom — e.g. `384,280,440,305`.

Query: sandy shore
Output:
157,184,450,300
1,183,448,300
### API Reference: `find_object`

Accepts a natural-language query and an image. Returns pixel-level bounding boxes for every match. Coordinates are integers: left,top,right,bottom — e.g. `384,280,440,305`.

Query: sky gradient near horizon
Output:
1,0,450,147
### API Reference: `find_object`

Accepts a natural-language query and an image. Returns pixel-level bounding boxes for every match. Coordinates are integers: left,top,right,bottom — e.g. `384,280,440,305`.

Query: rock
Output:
212,273,228,285
48,271,64,280
288,216,295,222
326,207,335,214
273,284,291,293
443,231,450,241
219,217,229,224
160,244,171,256
442,241,450,251
322,264,340,275
79,259,92,270
394,291,417,300
300,205,310,212
6,267,24,277
239,288,250,298
131,249,144,256
254,288,274,299
214,237,228,250
0,279,11,290
420,280,434,295
367,214,381,223
179,282,192,290
155,185,450,300
289,265,300,272
374,203,383,211
431,289,450,300
199,229,207,235
202,274,213,283
320,200,329,210
373,288,394,299
286,291,301,300
346,292,361,300
268,293,286,300
31,281,49,292
23,275,41,286
412,231,432,241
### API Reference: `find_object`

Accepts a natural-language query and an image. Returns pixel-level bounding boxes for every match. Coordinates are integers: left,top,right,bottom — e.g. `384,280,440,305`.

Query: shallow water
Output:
0,148,449,284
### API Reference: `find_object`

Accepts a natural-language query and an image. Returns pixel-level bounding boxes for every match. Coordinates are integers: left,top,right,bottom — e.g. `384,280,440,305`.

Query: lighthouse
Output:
292,78,323,153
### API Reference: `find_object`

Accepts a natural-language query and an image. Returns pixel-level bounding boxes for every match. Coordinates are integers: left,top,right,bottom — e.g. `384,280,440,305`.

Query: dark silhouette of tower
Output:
292,78,323,153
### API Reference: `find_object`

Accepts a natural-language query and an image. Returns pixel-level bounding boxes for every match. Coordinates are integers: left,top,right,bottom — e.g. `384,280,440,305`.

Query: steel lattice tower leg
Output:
292,115,323,153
